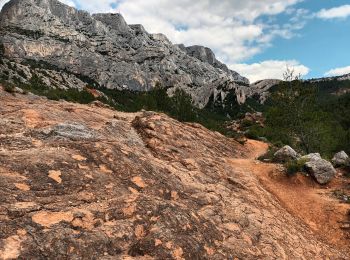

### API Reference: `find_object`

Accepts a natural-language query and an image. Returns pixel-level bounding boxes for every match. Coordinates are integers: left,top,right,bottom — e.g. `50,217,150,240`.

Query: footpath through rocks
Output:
232,140,350,252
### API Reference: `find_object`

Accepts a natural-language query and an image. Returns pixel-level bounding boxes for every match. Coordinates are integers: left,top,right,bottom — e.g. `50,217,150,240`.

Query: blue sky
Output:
249,0,350,79
1,0,350,82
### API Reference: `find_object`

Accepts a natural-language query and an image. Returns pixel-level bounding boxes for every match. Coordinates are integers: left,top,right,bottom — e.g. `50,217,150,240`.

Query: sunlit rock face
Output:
0,0,251,108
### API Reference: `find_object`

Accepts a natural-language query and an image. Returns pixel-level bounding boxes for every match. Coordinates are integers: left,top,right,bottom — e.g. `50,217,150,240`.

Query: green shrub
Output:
170,88,196,122
285,158,308,176
241,119,254,128
0,71,9,81
245,125,264,140
245,130,259,140
332,190,350,203
3,83,15,93
7,74,95,104
262,76,350,158
17,69,27,79
258,147,278,162
272,141,285,148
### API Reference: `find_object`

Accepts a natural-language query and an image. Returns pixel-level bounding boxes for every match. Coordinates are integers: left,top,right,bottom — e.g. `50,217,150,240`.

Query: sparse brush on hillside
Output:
6,73,96,103
258,146,279,162
100,85,233,134
248,69,350,158
2,73,238,137
1,63,349,157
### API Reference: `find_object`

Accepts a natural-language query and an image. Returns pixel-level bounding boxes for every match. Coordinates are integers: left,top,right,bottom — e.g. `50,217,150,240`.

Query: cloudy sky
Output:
1,0,350,82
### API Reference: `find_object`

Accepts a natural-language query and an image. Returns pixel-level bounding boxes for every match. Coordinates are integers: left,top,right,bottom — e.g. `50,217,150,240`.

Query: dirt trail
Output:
230,140,350,250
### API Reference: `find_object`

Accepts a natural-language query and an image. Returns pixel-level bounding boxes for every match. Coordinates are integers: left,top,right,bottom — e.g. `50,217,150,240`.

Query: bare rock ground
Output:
0,87,349,259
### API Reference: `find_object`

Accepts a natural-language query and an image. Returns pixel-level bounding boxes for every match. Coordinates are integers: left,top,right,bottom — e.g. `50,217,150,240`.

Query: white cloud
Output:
0,0,9,9
229,60,310,83
317,5,350,19
324,66,350,77
60,0,76,7
113,0,303,63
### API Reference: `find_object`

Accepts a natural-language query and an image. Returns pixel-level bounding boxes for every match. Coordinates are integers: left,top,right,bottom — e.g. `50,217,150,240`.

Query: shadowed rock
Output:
332,151,349,167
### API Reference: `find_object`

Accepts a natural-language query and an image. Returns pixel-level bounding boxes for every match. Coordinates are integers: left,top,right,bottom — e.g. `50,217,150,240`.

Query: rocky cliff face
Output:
0,0,250,108
247,79,281,103
1,86,349,259
177,44,249,85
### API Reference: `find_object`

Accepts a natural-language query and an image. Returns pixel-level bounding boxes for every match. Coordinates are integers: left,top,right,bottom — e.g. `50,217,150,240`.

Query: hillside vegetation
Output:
247,79,350,157
2,66,349,157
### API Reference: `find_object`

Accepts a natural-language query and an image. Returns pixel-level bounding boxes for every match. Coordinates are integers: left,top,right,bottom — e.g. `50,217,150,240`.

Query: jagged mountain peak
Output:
178,44,249,85
1,0,78,20
0,0,250,108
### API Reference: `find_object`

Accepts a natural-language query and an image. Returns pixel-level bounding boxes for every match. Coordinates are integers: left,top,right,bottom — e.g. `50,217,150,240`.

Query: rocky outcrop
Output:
302,153,337,184
302,153,322,162
0,86,349,258
0,0,250,108
332,151,349,167
246,79,281,103
274,145,299,162
179,44,249,84
310,73,350,83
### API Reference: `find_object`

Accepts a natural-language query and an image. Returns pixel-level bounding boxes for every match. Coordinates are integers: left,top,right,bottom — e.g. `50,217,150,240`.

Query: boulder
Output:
302,153,322,162
274,145,299,162
302,154,336,184
332,151,349,167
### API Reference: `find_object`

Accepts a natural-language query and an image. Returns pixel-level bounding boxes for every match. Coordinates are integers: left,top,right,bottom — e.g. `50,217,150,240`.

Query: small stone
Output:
48,170,62,184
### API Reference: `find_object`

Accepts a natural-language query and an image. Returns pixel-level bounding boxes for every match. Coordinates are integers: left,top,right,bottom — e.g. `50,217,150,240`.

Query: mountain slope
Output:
0,86,349,259
0,0,249,108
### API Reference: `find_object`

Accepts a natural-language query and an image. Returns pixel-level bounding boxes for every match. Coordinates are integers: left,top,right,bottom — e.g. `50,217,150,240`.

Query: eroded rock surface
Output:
246,79,281,103
0,87,349,259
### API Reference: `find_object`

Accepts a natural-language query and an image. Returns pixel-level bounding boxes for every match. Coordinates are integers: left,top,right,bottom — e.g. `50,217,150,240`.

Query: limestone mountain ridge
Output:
0,0,251,108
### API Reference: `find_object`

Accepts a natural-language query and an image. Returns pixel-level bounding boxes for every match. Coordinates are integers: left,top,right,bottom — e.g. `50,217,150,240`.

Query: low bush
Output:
3,83,15,93
258,146,279,162
245,125,264,140
241,119,254,128
285,158,308,176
